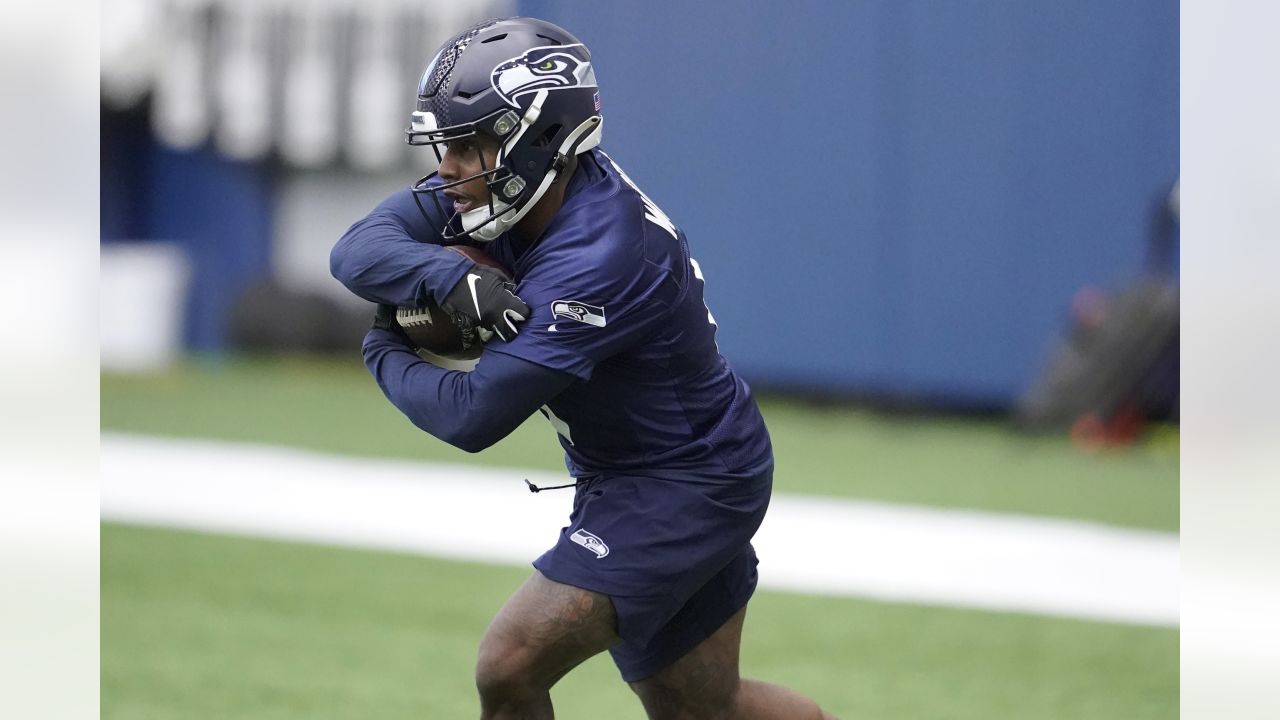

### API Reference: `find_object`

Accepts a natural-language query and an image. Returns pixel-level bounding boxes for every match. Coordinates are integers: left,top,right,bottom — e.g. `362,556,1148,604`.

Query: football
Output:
395,245,512,364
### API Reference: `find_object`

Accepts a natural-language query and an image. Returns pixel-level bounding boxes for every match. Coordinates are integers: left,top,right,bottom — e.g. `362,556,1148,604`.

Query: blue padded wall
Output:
100,116,274,354
518,1,1178,406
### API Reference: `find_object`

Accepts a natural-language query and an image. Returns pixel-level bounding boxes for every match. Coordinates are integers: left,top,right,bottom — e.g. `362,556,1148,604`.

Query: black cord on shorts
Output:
524,478,579,493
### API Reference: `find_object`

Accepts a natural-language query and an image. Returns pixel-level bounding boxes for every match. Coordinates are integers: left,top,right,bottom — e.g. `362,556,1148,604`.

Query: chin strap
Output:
465,105,603,241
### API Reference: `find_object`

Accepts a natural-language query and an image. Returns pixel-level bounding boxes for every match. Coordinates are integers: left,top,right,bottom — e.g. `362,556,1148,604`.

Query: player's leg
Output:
628,605,835,720
474,570,621,720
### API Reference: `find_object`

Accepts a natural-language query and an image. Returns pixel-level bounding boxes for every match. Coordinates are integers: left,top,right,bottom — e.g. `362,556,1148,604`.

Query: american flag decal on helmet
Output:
593,92,601,111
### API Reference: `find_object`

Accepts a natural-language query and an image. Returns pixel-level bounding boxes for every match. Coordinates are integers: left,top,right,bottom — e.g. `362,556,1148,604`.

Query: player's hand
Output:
442,265,530,342
371,303,411,344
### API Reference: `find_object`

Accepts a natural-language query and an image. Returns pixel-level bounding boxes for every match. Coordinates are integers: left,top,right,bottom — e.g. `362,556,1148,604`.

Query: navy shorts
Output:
532,465,772,682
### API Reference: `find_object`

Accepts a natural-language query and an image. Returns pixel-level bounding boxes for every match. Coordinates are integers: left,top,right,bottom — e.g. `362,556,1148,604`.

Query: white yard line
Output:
100,433,1179,627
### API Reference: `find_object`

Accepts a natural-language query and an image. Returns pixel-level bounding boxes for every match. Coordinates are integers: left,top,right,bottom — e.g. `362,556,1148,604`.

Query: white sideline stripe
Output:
100,434,1179,627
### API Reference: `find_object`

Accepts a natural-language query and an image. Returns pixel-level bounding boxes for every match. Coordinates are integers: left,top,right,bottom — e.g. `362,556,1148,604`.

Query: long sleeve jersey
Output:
332,149,772,482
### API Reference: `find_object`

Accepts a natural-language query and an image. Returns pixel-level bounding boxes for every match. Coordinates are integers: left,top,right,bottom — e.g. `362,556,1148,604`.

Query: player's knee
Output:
475,636,539,702
630,674,740,720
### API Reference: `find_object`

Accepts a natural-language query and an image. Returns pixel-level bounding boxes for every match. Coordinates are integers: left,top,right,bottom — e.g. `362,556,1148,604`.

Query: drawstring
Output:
524,478,579,493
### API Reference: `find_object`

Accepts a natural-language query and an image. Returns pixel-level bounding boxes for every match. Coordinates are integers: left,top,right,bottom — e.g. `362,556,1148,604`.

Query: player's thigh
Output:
627,605,747,719
477,570,622,688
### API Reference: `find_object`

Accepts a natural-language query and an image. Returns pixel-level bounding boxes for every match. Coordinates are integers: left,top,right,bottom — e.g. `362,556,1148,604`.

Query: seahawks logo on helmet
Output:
490,44,597,107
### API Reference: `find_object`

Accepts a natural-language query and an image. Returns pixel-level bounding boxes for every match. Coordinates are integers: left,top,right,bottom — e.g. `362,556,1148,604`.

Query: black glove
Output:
442,265,530,342
371,303,411,343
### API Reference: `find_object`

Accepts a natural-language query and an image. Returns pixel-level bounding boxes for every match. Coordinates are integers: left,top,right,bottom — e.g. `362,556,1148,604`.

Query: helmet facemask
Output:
407,108,528,243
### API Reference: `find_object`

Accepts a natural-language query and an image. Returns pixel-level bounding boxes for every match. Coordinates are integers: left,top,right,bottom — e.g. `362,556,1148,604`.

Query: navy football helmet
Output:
407,17,603,242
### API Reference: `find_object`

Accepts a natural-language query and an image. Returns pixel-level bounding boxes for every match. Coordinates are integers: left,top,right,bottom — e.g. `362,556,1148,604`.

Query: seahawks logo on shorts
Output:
569,529,610,558
551,300,606,327
491,44,597,107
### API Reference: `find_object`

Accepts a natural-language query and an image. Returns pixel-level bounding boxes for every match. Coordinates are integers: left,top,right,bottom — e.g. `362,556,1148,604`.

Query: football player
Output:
331,16,835,720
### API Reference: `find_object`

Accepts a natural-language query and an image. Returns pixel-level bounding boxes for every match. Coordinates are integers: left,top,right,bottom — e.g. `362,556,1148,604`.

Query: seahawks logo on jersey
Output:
552,300,606,328
491,44,597,107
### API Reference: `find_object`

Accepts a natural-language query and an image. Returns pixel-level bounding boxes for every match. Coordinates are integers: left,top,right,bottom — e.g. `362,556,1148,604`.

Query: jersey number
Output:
540,405,574,445
607,156,678,240
689,257,718,331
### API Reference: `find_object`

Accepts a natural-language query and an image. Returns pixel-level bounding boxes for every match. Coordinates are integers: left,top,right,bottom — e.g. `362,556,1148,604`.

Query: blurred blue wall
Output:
520,1,1179,406
102,109,274,353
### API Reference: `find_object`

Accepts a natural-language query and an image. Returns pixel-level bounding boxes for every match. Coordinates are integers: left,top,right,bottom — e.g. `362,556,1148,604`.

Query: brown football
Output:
395,245,512,362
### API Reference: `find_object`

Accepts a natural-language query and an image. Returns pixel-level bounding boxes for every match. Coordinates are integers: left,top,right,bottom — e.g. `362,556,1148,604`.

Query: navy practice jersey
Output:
332,148,771,480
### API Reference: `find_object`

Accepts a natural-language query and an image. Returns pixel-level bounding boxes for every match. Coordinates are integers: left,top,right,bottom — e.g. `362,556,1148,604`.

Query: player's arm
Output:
362,328,575,453
330,188,472,307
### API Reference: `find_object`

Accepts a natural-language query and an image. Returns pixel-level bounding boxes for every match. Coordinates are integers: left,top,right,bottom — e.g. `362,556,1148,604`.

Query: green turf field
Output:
102,356,1179,718
101,356,1178,530
103,524,1177,720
